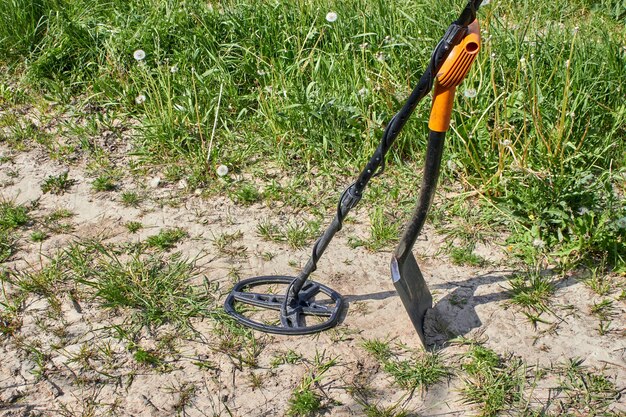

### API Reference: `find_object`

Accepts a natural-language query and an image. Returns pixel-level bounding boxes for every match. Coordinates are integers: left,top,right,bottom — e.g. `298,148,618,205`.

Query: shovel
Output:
393,20,481,345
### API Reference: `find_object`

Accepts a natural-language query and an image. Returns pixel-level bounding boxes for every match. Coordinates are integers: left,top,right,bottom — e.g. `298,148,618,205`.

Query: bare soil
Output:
1,146,624,416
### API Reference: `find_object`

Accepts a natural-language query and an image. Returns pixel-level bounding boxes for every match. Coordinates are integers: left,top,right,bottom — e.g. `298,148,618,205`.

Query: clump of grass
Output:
212,313,264,368
363,340,447,392
382,352,448,391
232,183,260,205
125,221,143,233
145,228,188,251
460,344,526,417
270,349,303,368
257,218,319,249
30,230,48,242
590,299,617,335
91,174,117,192
287,352,336,416
449,246,485,267
212,230,247,258
42,209,74,234
556,358,621,414
121,191,142,207
0,201,30,229
362,338,392,362
349,208,399,251
508,271,556,326
66,242,215,330
41,171,75,195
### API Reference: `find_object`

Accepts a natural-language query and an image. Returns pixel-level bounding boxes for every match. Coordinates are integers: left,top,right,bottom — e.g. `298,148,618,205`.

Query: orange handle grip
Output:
428,20,481,132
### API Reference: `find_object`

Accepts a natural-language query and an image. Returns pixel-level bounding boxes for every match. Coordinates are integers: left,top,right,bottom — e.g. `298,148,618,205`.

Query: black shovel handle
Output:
394,130,446,263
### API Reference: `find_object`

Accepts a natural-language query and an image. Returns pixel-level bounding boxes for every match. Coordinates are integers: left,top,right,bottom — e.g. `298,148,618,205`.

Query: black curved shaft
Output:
288,0,482,297
394,130,446,263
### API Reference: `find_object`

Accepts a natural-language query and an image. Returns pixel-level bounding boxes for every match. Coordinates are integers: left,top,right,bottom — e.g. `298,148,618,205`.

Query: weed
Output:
125,221,143,233
0,201,30,229
92,174,117,192
257,218,320,249
42,209,74,234
288,389,321,417
590,299,617,335
271,350,303,368
362,338,392,362
382,351,448,392
360,403,407,417
67,242,215,330
146,228,188,251
30,230,48,242
121,191,142,207
212,230,247,257
287,351,337,416
350,207,399,251
232,183,260,205
41,171,75,195
508,272,555,314
0,230,17,262
212,313,264,369
460,344,526,417
555,358,621,414
449,245,485,267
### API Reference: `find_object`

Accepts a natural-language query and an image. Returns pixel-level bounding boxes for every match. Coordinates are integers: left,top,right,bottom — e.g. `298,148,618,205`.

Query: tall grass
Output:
1,0,624,270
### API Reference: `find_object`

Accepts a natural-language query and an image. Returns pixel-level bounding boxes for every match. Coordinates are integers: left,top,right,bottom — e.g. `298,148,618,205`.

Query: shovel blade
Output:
391,252,433,346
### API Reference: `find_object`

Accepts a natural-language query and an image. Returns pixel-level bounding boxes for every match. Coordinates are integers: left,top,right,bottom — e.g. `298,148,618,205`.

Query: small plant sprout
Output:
325,11,337,22
216,164,229,177
133,49,146,61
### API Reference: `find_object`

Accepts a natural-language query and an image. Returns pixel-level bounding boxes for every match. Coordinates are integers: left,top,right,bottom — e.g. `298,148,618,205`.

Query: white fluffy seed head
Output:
133,49,146,61
325,12,337,22
216,165,229,177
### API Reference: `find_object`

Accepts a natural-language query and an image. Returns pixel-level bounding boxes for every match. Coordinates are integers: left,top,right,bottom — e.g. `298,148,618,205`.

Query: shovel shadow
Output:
422,271,514,347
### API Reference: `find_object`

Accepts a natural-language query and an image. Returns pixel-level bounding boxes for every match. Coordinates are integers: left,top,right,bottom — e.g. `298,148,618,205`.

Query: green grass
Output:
63,242,215,331
0,201,30,229
145,228,188,251
460,344,527,417
0,201,30,261
363,340,448,392
449,245,486,267
120,191,142,207
41,171,75,195
1,0,624,273
91,174,117,192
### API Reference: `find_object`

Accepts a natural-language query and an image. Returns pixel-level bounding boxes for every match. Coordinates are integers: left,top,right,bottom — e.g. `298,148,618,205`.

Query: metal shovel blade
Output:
391,251,432,346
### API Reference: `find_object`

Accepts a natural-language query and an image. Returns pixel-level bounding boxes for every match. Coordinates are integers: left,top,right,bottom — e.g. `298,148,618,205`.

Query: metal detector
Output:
224,0,483,343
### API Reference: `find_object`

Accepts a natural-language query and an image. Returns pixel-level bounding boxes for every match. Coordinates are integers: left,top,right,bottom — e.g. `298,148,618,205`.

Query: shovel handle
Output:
394,20,481,261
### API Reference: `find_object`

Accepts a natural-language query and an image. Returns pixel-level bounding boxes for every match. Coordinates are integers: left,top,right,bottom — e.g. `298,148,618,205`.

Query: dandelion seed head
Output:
133,49,146,61
135,94,146,104
464,88,477,99
358,87,368,97
170,65,178,73
532,238,546,249
578,207,589,215
616,217,626,229
216,165,229,177
375,52,386,62
326,12,337,23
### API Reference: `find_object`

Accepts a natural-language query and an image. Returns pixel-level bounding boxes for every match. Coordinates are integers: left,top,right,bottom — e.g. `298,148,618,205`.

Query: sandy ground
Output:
1,146,625,416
